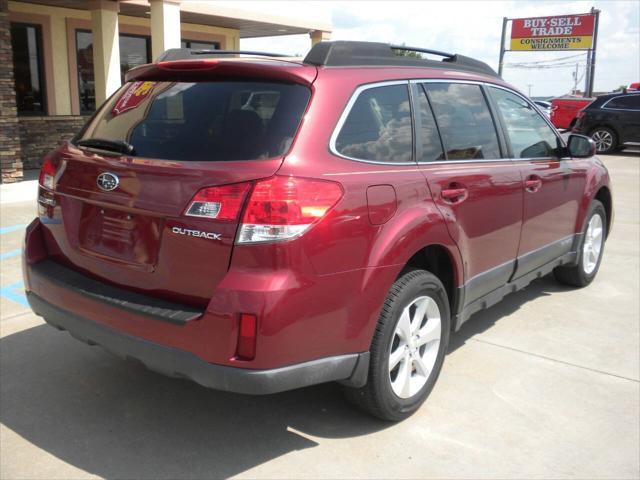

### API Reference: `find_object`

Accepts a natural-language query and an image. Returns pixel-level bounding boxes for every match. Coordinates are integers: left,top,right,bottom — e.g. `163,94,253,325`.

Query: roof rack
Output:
302,41,499,77
157,48,290,62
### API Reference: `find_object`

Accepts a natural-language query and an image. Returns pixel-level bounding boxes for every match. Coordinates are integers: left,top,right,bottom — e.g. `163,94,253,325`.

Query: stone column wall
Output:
18,116,88,170
0,0,22,183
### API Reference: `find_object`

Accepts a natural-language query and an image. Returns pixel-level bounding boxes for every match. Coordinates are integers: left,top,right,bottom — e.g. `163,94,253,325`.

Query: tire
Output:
590,127,618,154
344,270,450,421
554,200,607,287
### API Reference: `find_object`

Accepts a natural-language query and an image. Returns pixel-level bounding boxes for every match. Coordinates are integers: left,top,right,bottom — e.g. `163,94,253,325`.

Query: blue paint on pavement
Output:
0,249,21,260
0,224,28,235
0,281,28,307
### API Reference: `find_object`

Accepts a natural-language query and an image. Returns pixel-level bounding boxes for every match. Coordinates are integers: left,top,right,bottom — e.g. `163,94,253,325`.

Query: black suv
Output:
573,92,640,153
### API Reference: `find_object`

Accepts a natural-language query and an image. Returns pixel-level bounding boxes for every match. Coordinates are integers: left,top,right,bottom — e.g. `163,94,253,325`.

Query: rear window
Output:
334,84,413,163
77,81,311,161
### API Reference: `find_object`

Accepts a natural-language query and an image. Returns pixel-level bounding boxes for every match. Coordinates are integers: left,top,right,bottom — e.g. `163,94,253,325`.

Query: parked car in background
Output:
23,41,612,421
572,92,640,153
551,96,594,130
533,100,551,117
628,82,640,91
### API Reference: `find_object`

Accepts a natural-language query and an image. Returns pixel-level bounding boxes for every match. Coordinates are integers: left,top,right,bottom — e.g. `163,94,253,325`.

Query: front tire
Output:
554,200,606,287
344,270,450,421
590,127,618,154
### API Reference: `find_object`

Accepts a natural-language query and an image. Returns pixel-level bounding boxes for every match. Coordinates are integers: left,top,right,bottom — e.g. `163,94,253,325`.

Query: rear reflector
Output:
236,314,257,360
237,176,343,244
185,182,250,220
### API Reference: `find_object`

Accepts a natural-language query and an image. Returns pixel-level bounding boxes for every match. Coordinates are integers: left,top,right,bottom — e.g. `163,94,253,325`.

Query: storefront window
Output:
181,40,220,50
76,30,151,113
11,22,46,114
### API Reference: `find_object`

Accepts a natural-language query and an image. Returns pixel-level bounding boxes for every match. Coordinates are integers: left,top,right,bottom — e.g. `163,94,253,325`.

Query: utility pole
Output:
527,84,533,97
498,17,508,77
572,63,579,95
586,7,601,97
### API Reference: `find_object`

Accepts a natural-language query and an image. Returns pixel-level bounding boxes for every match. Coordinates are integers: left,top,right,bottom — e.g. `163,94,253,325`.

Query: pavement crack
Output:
466,336,640,383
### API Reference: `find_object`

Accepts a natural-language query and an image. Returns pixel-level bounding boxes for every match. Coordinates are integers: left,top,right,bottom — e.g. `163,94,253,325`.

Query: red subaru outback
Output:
23,42,612,421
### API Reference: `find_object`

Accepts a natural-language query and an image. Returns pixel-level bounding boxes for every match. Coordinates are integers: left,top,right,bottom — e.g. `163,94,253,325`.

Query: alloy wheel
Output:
583,213,604,274
388,296,441,399
591,130,613,152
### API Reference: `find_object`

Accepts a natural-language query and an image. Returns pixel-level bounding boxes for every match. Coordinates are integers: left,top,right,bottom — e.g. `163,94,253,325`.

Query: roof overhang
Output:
14,0,332,38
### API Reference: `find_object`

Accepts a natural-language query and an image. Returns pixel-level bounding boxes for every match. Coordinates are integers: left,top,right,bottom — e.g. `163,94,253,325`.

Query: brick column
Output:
0,0,23,183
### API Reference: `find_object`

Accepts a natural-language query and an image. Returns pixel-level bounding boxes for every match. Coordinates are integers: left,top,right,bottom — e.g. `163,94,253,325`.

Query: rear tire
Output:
554,200,606,287
590,127,618,154
344,270,450,421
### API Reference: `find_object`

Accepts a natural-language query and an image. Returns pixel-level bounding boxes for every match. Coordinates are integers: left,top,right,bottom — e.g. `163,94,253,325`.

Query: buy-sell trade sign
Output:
510,13,596,51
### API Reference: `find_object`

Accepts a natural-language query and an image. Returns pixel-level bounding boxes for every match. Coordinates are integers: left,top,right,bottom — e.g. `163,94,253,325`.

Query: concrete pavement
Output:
1,154,639,479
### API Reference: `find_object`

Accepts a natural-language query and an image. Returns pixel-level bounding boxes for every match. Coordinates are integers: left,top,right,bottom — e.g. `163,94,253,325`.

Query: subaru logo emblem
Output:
97,172,119,192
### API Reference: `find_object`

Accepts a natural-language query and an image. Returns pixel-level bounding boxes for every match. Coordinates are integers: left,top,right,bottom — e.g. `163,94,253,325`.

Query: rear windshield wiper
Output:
75,138,136,156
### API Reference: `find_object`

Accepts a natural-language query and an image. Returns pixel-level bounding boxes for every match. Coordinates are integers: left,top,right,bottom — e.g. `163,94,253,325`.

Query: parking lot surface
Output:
1,154,639,479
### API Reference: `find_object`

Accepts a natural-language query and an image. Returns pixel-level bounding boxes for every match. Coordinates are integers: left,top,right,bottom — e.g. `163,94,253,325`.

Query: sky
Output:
228,0,640,98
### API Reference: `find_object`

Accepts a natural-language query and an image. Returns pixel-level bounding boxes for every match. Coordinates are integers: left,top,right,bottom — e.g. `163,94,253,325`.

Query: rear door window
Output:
415,85,445,162
604,95,640,110
77,81,311,161
424,83,501,160
489,87,559,158
334,84,413,163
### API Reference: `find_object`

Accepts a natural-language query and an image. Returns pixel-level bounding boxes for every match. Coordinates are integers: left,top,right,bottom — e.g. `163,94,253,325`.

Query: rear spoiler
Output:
125,58,317,86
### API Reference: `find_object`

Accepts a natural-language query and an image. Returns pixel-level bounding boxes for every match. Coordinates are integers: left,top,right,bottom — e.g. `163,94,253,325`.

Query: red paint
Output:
23,58,612,373
511,14,596,39
551,97,593,129
366,185,397,225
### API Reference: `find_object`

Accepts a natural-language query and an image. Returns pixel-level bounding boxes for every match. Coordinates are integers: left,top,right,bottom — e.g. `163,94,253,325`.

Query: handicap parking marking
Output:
0,249,21,260
0,224,28,235
0,280,28,307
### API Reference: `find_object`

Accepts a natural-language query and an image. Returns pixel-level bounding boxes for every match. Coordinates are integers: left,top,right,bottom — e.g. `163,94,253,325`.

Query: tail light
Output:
185,183,250,220
38,154,57,190
237,176,343,244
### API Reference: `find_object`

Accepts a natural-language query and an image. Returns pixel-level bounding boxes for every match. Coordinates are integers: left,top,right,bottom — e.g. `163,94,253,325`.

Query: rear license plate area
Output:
78,205,162,269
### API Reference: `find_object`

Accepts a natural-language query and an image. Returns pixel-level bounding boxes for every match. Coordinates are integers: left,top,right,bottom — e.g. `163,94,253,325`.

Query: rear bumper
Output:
27,291,369,394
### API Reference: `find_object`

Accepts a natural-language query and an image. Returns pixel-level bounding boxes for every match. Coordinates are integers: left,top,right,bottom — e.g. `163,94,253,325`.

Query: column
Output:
90,0,121,106
150,0,181,61
310,30,331,47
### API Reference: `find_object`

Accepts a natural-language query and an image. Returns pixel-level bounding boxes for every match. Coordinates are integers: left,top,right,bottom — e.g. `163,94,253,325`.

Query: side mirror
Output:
567,134,596,158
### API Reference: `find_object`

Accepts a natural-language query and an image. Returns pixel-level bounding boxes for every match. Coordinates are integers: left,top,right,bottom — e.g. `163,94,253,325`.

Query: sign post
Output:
498,10,599,98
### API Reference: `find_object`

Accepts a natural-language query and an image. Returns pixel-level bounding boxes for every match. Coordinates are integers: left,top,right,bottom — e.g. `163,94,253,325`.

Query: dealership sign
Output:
111,81,157,116
510,14,596,50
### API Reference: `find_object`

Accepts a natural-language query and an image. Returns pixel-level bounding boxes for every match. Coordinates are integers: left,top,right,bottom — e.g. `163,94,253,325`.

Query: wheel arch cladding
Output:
595,186,612,238
398,244,460,321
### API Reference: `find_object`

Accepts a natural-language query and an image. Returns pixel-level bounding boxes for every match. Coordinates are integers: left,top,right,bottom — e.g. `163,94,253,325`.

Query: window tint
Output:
605,95,640,110
490,87,558,158
335,84,413,163
11,23,46,114
78,81,311,162
425,83,501,160
416,86,444,162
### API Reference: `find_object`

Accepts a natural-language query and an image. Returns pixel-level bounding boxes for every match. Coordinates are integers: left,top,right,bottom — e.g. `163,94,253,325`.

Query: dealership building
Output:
0,0,331,183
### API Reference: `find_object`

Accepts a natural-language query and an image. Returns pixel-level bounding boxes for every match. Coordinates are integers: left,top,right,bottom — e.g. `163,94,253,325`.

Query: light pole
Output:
527,84,533,97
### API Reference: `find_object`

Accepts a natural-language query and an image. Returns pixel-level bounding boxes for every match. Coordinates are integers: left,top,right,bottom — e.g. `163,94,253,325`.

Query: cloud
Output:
238,0,639,97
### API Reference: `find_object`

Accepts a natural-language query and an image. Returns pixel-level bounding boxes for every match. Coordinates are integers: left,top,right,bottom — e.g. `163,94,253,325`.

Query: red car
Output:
551,96,594,130
23,41,612,421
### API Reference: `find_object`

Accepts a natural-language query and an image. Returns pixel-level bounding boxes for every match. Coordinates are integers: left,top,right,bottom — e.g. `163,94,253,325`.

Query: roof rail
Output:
157,48,290,62
302,41,499,77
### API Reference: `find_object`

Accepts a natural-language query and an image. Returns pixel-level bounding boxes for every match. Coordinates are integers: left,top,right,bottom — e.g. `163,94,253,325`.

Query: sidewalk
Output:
0,170,38,205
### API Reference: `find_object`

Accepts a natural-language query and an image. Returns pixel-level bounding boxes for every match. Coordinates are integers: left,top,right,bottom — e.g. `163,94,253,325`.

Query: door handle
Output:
441,187,468,203
525,176,542,193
